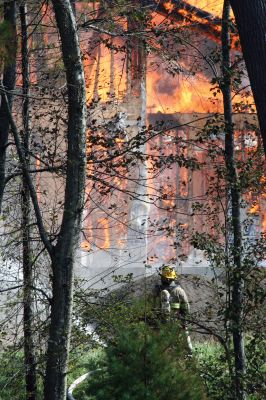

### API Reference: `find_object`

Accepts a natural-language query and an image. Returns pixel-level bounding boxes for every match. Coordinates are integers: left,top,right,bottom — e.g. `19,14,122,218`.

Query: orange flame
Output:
147,68,224,113
260,175,266,200
97,217,110,249
263,213,266,232
178,7,221,35
83,40,127,103
164,1,175,13
179,166,189,197
81,217,111,251
80,0,264,252
161,184,176,208
147,65,254,114
248,204,260,215
81,239,91,251
159,0,224,17
187,0,224,17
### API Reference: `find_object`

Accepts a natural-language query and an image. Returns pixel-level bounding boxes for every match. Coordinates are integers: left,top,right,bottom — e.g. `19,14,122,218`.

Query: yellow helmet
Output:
160,265,177,280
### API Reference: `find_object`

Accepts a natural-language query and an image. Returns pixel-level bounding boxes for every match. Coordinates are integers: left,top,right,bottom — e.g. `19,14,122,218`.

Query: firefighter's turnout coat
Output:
153,280,190,319
152,280,193,351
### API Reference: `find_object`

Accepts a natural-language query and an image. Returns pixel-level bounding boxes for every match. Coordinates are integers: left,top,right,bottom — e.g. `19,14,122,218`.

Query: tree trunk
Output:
230,0,266,155
70,0,76,16
0,1,17,212
2,2,86,397
20,4,37,399
43,1,86,399
126,4,148,263
221,2,246,399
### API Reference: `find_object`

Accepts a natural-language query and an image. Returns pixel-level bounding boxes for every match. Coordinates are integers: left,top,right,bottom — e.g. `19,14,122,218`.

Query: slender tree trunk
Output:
221,2,246,399
1,9,86,398
0,1,17,212
20,4,37,399
44,1,86,399
230,0,266,155
70,0,76,16
127,3,148,260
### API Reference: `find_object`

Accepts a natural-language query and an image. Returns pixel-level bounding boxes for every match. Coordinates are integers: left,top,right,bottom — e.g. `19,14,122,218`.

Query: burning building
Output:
33,1,266,283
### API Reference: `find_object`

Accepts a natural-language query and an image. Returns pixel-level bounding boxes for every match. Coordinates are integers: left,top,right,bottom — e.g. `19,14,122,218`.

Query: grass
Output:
68,347,105,400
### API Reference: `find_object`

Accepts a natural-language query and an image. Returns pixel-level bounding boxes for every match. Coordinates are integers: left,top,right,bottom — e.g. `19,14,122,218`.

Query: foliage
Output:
68,347,104,388
73,285,155,342
0,349,43,400
0,349,25,400
195,338,266,400
0,346,104,400
0,20,16,68
195,342,232,400
0,1,265,399
81,322,206,400
69,348,105,400
245,336,266,399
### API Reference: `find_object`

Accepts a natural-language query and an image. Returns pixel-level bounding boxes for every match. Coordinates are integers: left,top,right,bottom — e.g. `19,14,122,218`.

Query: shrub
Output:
83,322,206,400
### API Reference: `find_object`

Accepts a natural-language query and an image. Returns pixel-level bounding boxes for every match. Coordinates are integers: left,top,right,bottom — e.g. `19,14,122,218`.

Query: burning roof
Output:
143,0,224,42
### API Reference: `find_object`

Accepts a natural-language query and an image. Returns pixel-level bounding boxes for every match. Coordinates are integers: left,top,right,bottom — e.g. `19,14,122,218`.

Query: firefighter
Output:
154,265,193,351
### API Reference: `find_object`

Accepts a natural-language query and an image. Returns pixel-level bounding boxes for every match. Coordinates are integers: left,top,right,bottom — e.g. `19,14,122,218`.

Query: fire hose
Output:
67,370,101,400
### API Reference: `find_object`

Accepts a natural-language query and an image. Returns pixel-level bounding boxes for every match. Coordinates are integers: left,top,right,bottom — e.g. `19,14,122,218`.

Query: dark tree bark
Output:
1,1,86,398
230,0,266,155
20,4,37,400
43,1,86,399
0,1,17,212
221,2,246,399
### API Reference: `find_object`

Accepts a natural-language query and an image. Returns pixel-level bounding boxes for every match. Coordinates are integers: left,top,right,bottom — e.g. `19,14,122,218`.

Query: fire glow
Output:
79,0,265,256
189,0,224,17
263,213,266,233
